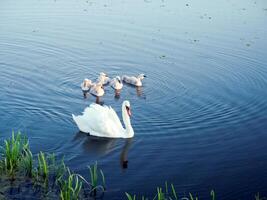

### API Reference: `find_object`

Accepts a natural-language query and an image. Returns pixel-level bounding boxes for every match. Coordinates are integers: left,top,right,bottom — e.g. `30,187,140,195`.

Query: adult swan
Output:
72,101,134,138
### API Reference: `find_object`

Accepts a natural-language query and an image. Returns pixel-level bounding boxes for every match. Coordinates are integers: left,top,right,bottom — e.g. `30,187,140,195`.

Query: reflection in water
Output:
120,138,133,169
136,86,143,97
74,132,132,169
81,92,104,104
83,91,88,99
95,96,104,105
114,89,121,99
74,132,117,155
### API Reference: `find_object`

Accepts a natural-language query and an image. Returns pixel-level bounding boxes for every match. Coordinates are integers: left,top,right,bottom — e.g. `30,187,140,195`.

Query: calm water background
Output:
1,0,267,199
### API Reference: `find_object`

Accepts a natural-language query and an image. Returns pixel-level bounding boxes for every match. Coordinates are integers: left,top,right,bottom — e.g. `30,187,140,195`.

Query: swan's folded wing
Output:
106,106,124,132
81,104,124,137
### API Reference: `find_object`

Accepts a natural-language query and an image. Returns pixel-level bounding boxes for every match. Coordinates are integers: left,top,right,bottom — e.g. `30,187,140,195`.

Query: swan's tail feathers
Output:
72,114,77,123
72,114,91,133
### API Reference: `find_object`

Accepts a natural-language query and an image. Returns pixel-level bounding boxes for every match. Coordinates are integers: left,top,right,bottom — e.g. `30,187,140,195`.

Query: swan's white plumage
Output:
97,72,110,85
81,79,92,91
89,83,105,97
110,76,123,90
122,74,146,86
72,101,134,138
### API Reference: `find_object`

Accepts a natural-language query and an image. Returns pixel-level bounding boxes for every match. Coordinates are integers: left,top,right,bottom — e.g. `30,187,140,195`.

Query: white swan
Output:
97,72,110,85
72,100,134,138
122,74,146,86
81,78,92,91
90,83,105,97
110,76,123,90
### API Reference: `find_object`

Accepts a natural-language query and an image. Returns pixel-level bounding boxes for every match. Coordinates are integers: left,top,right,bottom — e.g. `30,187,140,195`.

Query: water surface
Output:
1,0,267,199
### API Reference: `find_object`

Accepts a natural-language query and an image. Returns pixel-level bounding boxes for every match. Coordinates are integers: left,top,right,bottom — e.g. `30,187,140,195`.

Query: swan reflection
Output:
74,132,132,169
114,89,121,99
120,138,133,169
136,86,143,97
95,96,104,105
83,91,89,99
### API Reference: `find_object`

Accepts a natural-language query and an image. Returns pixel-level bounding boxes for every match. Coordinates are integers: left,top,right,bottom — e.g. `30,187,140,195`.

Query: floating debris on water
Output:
246,43,251,47
159,55,166,59
186,4,189,7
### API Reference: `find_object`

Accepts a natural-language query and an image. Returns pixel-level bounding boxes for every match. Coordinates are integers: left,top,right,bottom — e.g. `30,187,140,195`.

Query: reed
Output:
0,131,28,177
189,193,198,200
37,151,49,180
88,161,105,196
170,184,178,200
210,189,215,200
126,192,136,200
20,148,33,177
58,168,82,200
55,157,67,184
154,187,165,200
255,193,267,200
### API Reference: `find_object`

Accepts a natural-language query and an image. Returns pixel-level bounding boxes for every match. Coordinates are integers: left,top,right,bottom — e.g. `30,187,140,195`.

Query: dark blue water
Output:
1,0,267,199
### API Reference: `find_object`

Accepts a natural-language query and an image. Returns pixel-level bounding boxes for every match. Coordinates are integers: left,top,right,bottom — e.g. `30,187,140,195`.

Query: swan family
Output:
73,72,146,138
80,72,146,97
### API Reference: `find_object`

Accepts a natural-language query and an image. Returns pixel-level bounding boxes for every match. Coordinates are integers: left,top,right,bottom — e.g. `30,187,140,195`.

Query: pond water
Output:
1,0,267,199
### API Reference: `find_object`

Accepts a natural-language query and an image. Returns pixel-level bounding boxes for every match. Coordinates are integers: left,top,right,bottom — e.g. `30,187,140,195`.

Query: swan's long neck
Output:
122,105,134,138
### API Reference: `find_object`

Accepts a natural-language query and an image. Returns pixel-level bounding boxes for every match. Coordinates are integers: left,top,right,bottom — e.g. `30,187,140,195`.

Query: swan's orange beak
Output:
126,106,132,117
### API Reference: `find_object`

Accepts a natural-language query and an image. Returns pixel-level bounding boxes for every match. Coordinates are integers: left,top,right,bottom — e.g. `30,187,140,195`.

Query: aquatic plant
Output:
37,151,49,180
170,183,178,200
54,157,67,184
20,147,33,177
125,183,179,200
88,161,105,196
189,193,198,200
210,190,215,200
255,193,267,200
58,168,82,200
0,131,28,177
155,187,165,200
126,192,136,200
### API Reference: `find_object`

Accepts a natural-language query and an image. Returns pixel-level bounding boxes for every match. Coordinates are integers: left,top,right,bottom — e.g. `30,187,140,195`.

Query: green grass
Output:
255,193,267,200
20,147,33,177
0,132,106,199
126,184,216,200
37,151,49,180
126,193,136,200
88,161,105,196
58,168,83,200
0,131,29,177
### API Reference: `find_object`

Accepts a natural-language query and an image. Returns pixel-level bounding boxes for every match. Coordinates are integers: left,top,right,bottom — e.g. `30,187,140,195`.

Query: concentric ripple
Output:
0,0,267,199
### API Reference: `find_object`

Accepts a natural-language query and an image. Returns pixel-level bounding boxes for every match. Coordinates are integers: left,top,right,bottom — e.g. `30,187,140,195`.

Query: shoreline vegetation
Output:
0,132,265,200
